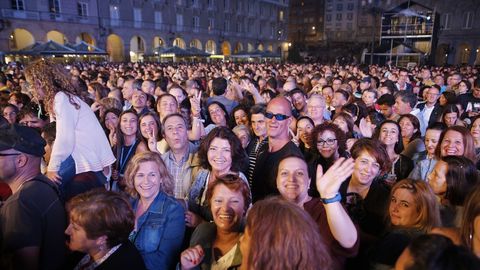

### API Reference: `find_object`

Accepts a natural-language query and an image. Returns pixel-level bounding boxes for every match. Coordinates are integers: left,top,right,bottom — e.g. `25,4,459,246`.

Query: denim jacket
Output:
130,192,185,270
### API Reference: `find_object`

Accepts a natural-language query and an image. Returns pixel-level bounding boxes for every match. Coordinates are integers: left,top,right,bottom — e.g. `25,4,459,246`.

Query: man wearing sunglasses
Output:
0,124,66,270
250,97,303,202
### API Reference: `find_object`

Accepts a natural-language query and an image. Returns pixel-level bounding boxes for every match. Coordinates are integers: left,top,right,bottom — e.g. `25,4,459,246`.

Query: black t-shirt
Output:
0,175,66,270
251,141,303,202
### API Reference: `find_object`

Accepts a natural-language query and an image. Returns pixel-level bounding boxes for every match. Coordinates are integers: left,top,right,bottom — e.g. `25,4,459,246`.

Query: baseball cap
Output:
0,124,46,157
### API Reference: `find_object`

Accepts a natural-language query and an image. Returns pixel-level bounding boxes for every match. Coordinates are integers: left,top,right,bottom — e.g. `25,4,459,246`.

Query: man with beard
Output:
289,88,307,117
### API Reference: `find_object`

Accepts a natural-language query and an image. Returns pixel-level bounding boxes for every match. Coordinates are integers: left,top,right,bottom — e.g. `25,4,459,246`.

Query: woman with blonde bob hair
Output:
369,179,441,268
239,197,332,270
124,152,185,270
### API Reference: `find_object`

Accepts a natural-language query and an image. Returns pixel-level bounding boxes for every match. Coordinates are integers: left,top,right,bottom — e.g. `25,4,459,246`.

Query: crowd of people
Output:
0,59,480,269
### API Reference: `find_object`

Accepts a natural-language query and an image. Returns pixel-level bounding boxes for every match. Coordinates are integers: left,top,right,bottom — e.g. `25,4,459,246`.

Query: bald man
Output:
250,97,303,202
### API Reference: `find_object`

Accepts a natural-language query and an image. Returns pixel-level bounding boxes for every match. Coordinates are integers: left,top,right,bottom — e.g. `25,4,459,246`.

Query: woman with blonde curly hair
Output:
124,151,185,270
239,197,332,270
24,59,115,196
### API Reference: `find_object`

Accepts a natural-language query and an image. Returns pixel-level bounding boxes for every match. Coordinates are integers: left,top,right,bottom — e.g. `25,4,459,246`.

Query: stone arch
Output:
106,34,124,62
435,43,449,66
130,35,146,62
153,36,165,49
221,41,231,55
234,42,243,54
456,43,472,64
206,40,216,54
46,30,67,44
75,32,95,45
190,39,202,49
247,43,254,52
10,28,35,50
173,37,186,49
257,43,264,51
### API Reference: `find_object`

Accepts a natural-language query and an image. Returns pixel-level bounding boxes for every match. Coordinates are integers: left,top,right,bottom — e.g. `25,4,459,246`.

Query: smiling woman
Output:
180,174,251,270
124,151,185,270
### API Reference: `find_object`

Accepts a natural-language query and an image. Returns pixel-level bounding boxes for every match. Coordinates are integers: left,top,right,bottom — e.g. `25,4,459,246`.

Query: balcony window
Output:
463,12,473,29
336,13,342,21
49,0,60,13
77,2,88,17
12,0,25,10
442,13,450,30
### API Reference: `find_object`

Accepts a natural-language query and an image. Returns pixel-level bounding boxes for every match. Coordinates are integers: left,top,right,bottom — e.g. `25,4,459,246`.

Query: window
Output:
336,13,342,21
347,23,353,30
337,4,343,11
155,11,162,29
110,5,119,25
442,13,450,30
326,14,332,22
49,0,60,13
192,16,199,28
347,13,353,21
347,3,354,10
208,18,215,30
176,14,184,30
191,0,198,7
208,0,214,8
224,20,230,31
133,8,142,28
224,0,229,10
77,2,88,17
463,12,473,29
279,10,284,21
12,0,24,10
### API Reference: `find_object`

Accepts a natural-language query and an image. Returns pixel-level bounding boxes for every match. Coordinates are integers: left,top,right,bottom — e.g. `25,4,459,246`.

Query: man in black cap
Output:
0,124,66,270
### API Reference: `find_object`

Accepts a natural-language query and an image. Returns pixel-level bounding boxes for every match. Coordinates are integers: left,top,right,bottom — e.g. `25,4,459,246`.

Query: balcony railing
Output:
1,8,98,24
381,23,434,37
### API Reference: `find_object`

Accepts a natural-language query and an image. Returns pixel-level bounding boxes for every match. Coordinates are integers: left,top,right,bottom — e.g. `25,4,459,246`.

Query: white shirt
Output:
421,104,435,126
48,92,116,173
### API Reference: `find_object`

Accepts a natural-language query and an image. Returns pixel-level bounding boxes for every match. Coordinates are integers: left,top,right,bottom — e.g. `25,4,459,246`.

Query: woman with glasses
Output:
309,122,349,197
369,179,441,268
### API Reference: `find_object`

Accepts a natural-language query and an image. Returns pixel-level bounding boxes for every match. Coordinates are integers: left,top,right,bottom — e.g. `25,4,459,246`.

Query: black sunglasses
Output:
265,112,289,121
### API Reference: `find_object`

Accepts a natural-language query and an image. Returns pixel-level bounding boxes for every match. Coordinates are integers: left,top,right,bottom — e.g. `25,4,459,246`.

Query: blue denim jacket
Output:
130,192,185,270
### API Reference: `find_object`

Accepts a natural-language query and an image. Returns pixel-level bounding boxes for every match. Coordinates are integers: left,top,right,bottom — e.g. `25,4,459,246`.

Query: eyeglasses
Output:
316,138,337,146
0,153,21,157
265,112,289,121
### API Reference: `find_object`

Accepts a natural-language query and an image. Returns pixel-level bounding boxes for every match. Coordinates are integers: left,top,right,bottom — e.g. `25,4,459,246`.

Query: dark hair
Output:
435,126,476,163
427,122,447,131
376,94,395,106
442,156,479,206
459,79,472,91
249,104,266,118
367,111,386,126
312,122,347,158
139,111,162,141
212,77,228,96
460,184,480,250
161,112,187,135
441,91,457,105
207,101,229,126
197,126,248,172
374,120,404,154
230,104,249,127
399,114,422,142
9,91,31,107
266,77,277,90
332,112,355,138
41,122,57,145
205,173,252,214
395,91,418,109
66,189,134,248
334,89,351,103
441,104,460,125
404,234,454,270
351,138,391,174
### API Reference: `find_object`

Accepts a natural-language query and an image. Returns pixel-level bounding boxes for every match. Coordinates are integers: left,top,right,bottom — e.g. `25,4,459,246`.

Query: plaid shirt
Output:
161,143,198,199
